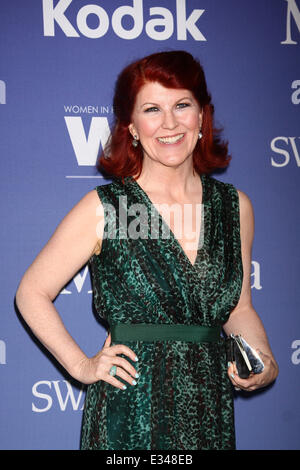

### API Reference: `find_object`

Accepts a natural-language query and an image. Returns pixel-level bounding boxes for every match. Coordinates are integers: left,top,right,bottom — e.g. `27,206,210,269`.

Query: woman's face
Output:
129,82,202,171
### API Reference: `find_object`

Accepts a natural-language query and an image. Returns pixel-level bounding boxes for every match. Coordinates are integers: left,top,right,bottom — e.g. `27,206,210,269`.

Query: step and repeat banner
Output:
0,0,299,450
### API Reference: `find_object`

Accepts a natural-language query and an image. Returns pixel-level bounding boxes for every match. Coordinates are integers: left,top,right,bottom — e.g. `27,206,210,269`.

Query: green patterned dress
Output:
80,174,243,450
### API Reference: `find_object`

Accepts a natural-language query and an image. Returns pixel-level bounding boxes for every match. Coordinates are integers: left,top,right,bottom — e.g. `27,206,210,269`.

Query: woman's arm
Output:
15,190,138,387
223,190,279,391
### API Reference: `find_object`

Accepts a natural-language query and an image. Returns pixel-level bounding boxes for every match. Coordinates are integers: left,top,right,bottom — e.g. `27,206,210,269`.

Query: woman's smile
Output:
157,133,185,145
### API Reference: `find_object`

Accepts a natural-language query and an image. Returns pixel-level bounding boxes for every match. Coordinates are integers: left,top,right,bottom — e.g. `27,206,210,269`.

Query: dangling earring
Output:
132,135,139,147
198,130,203,140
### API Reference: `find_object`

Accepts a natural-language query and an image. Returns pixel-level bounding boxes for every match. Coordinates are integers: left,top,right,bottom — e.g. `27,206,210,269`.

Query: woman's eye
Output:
144,106,159,113
176,102,190,109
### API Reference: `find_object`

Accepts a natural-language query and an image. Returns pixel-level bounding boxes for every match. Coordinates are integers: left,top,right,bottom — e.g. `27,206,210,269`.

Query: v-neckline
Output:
128,174,206,269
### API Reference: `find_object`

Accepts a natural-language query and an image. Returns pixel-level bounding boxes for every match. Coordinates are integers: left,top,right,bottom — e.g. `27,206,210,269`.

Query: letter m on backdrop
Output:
281,0,300,44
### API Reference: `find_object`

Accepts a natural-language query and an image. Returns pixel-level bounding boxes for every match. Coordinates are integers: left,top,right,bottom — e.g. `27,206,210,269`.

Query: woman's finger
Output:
107,343,139,364
110,355,139,379
103,332,111,348
111,365,138,386
227,362,255,390
94,351,139,382
106,374,129,390
232,372,261,391
227,361,237,382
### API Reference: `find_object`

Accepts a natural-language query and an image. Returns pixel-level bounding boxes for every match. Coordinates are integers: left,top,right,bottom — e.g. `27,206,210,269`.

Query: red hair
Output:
98,50,230,178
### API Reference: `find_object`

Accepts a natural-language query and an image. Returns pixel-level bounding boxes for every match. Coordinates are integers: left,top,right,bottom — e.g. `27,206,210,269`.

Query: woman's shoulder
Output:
204,173,235,190
204,174,253,217
94,177,128,200
205,174,251,200
203,173,237,199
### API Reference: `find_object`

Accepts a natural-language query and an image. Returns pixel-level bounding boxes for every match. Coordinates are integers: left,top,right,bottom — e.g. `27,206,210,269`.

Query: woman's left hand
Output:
227,350,279,392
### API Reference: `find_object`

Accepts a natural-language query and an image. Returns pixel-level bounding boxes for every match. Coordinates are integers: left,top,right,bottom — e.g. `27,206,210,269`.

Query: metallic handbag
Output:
225,334,265,379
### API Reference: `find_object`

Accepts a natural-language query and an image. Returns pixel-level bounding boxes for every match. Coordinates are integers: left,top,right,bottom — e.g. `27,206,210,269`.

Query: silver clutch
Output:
226,334,265,378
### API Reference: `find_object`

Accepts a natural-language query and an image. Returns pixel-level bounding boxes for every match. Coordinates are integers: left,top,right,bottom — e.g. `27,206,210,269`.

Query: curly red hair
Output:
98,50,230,178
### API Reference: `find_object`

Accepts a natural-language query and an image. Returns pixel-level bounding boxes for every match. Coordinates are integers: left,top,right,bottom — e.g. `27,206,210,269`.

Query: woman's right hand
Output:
74,333,139,389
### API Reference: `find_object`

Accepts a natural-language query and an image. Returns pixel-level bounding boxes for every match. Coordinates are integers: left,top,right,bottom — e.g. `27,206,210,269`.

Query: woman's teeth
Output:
157,134,184,144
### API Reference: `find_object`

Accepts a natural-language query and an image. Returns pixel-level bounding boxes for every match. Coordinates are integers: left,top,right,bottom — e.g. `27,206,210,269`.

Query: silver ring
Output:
109,365,117,377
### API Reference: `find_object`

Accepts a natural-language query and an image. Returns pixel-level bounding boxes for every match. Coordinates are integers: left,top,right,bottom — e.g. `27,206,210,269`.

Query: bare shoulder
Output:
57,188,103,231
68,188,101,215
16,189,105,300
236,189,254,219
236,189,253,212
46,188,104,255
236,189,254,242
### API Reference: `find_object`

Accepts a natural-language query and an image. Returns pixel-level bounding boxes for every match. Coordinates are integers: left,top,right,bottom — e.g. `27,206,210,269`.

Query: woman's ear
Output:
128,124,136,138
198,109,203,128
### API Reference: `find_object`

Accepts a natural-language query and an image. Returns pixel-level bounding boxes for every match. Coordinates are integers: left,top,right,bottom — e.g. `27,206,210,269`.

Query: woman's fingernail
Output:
135,373,139,378
132,380,137,385
227,362,232,368
231,373,235,379
135,356,138,362
123,385,127,390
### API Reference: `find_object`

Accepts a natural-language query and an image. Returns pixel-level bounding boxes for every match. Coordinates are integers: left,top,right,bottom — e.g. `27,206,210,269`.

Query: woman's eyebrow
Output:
141,102,158,106
140,97,193,108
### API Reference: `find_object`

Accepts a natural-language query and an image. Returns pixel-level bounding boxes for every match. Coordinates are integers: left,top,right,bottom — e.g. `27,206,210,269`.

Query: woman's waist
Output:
109,323,222,343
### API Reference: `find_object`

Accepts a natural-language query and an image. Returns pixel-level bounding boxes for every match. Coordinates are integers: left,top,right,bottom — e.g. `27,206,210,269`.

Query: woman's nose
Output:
161,110,178,129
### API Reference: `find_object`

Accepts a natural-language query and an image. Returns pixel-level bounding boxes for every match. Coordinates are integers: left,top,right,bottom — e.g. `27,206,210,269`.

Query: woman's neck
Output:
135,159,200,199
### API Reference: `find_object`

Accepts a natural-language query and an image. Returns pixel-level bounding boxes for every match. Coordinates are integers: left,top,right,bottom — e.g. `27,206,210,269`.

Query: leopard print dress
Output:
80,174,243,450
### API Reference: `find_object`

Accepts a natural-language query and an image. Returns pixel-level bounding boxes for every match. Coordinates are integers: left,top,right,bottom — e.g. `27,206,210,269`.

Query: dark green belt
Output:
110,323,221,343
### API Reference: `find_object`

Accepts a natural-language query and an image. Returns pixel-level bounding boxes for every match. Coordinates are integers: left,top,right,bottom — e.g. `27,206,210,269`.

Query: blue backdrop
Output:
1,0,299,450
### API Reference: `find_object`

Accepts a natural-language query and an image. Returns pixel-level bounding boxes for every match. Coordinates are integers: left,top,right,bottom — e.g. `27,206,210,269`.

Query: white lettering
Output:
32,380,53,412
97,202,117,240
0,340,6,364
251,261,262,290
32,380,85,412
291,340,300,364
176,0,205,41
271,137,290,167
145,7,174,41
271,137,300,167
52,380,84,411
64,105,100,114
106,455,141,467
73,266,91,293
127,203,149,240
42,0,206,41
64,116,110,166
281,0,300,44
42,0,79,37
77,4,109,38
289,137,300,165
60,265,92,294
112,0,143,40
291,80,300,103
0,80,6,104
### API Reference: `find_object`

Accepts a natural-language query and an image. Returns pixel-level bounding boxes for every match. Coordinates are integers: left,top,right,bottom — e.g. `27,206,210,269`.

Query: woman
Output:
16,51,278,450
